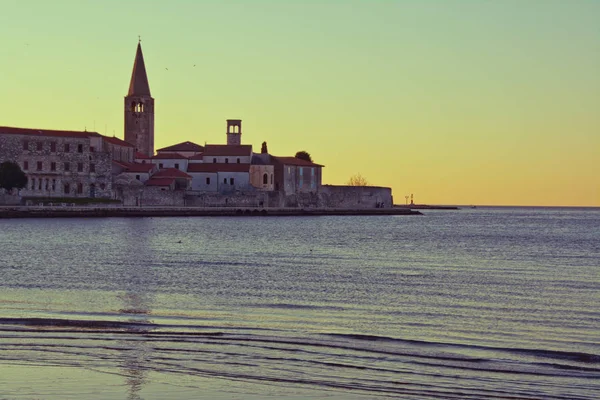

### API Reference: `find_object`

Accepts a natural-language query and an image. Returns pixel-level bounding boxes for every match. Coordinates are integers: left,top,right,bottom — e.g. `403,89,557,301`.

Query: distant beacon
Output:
226,119,242,146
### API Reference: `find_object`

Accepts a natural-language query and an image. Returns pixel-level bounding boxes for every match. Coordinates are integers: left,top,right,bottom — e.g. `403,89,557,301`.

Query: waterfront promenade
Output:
0,206,422,218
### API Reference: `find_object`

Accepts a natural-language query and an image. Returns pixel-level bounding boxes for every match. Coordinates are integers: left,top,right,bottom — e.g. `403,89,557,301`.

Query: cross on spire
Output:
138,35,141,43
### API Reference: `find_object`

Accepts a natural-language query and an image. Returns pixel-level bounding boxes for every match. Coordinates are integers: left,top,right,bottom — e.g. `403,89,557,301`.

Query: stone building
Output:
272,156,323,194
0,41,339,205
0,127,114,198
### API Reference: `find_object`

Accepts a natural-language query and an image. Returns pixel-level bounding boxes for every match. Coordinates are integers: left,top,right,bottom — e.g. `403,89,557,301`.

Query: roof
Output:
112,161,155,173
272,156,324,167
203,144,252,157
152,168,192,179
146,178,174,187
157,141,204,153
128,42,151,96
187,163,250,173
251,154,272,165
135,152,151,159
102,135,134,147
188,153,204,160
112,160,130,169
0,126,99,139
124,163,155,173
151,152,188,160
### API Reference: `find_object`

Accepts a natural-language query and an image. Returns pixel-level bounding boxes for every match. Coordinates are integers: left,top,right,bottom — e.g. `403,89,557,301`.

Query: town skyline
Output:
1,1,598,206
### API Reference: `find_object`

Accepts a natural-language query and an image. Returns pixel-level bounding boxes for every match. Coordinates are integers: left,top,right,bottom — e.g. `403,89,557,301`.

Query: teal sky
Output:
1,0,598,205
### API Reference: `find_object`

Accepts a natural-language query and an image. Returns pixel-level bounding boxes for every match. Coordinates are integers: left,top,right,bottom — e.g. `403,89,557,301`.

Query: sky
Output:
1,0,598,206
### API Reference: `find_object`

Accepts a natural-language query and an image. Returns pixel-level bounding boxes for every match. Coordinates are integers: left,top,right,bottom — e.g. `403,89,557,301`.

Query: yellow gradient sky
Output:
1,1,598,206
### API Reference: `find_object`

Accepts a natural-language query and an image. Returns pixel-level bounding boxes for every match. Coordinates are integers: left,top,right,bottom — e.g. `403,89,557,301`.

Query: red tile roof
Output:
157,141,204,153
102,135,134,147
152,168,192,179
203,144,252,157
112,161,154,173
135,152,151,159
125,163,155,173
187,163,250,173
0,126,99,138
188,153,204,160
152,152,188,160
146,178,174,187
272,156,324,167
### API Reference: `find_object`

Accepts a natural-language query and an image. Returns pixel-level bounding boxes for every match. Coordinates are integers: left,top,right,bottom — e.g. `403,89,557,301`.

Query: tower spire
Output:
128,42,151,96
124,41,155,157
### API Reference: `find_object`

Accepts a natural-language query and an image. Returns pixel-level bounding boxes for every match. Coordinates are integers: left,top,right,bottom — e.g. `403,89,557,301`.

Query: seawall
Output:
0,206,422,219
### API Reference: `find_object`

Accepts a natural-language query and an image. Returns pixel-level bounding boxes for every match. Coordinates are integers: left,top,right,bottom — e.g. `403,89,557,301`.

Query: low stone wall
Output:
318,185,393,209
115,185,185,207
185,191,269,208
0,192,21,205
113,185,393,208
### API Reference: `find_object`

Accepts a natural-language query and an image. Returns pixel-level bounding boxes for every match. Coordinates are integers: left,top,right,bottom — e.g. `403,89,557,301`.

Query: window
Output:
77,183,83,194
223,178,227,184
50,142,56,152
213,158,217,163
23,161,28,170
38,179,42,190
100,183,106,190
37,142,43,151
225,158,229,164
206,177,210,185
37,161,43,171
77,144,83,153
263,173,268,185
230,178,234,185
64,162,70,172
90,163,95,173
271,174,273,184
158,163,163,169
237,158,240,163
31,178,35,190
52,179,56,191
77,163,83,172
45,179,49,191
174,163,179,170
90,146,95,152
64,143,70,152
23,140,29,151
136,175,140,180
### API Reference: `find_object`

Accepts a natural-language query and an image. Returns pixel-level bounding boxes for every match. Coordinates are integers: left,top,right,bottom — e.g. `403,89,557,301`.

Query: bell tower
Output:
124,41,154,156
226,119,242,145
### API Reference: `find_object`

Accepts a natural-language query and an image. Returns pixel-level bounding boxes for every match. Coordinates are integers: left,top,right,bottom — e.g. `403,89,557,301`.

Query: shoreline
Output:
0,206,422,218
395,204,460,210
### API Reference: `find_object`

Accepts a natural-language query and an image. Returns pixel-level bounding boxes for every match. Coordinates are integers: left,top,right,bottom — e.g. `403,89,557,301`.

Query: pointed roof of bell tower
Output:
127,42,151,97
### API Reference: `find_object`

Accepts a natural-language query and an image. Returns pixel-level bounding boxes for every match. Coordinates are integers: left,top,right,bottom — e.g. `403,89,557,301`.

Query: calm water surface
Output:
0,207,599,399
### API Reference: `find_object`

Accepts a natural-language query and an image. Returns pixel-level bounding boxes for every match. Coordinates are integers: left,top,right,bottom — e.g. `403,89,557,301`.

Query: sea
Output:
0,207,598,399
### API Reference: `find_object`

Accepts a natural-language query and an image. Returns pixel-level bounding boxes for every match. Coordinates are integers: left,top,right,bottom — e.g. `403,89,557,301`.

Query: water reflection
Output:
117,291,153,400
117,218,158,399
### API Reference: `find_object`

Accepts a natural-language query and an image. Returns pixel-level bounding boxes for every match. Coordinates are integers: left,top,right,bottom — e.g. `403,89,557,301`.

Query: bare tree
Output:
347,173,369,186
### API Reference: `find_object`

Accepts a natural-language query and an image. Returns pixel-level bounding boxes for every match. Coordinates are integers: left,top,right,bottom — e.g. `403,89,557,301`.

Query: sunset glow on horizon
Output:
1,0,598,206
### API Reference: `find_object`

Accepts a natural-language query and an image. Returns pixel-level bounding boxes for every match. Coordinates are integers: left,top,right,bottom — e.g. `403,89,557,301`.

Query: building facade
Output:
0,127,113,198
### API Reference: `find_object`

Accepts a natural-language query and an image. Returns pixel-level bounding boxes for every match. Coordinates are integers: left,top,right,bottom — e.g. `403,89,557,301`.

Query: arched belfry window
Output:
263,173,268,185
131,102,136,112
